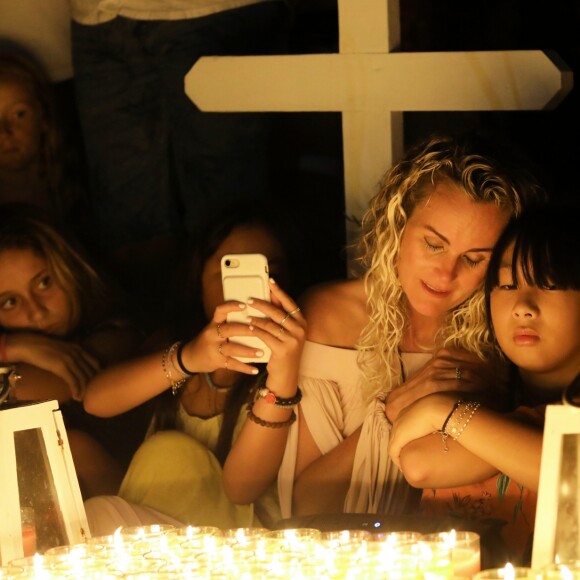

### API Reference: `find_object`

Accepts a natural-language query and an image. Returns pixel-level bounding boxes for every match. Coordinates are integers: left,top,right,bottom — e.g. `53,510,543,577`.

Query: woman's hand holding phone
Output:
177,252,306,382
203,278,306,389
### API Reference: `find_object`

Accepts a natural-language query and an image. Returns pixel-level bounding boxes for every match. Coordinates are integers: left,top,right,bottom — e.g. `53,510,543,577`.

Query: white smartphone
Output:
221,253,271,363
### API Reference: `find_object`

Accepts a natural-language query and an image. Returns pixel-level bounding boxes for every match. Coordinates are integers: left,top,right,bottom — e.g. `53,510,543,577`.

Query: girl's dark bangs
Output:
512,228,580,291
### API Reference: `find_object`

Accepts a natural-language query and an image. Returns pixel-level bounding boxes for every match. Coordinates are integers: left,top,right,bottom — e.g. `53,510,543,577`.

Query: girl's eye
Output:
11,107,30,122
498,283,517,290
540,283,558,291
37,275,51,290
0,297,17,310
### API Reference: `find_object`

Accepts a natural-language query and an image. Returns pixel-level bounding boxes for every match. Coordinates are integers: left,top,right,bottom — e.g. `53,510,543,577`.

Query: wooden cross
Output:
185,0,572,267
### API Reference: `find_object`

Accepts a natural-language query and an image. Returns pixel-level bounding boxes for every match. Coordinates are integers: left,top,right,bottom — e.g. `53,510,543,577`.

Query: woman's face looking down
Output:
397,179,510,322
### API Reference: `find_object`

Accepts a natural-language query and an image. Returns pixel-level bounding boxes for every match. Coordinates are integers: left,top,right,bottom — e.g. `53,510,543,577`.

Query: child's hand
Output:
179,300,268,375
388,393,459,468
5,332,101,401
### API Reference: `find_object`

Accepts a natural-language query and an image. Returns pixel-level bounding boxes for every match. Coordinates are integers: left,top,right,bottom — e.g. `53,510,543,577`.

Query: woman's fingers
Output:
268,279,303,313
207,283,305,376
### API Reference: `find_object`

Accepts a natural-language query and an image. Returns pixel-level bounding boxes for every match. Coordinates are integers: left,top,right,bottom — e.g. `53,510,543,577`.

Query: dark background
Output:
273,1,580,288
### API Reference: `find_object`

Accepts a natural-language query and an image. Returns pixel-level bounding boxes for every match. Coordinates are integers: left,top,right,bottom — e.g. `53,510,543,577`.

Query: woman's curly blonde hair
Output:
356,133,547,403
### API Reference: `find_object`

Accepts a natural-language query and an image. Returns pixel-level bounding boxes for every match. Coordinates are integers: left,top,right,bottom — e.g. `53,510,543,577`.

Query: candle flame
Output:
503,562,515,580
32,552,44,569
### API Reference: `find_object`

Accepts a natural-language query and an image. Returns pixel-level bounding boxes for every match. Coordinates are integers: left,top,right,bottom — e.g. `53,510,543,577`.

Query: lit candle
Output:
538,562,580,580
423,530,481,578
474,562,538,580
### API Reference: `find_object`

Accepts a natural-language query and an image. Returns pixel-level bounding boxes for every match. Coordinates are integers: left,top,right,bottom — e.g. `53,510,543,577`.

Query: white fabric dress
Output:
278,340,431,518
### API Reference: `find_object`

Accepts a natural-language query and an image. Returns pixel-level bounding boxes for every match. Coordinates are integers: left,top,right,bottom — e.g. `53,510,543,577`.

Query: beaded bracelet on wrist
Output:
246,400,296,428
256,386,302,407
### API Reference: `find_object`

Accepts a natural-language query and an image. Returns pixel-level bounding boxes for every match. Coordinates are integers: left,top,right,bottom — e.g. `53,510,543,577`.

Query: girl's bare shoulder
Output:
299,278,368,347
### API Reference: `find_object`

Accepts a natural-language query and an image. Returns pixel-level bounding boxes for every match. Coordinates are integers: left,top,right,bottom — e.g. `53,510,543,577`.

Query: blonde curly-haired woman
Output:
223,132,548,520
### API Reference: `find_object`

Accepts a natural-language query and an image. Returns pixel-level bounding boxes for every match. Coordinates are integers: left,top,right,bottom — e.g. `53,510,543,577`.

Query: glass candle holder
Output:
423,530,481,578
221,527,268,547
369,530,423,547
416,540,454,580
474,563,538,580
538,561,580,580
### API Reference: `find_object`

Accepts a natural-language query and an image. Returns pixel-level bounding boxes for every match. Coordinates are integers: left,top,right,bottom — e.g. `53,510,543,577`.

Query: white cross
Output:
185,0,572,267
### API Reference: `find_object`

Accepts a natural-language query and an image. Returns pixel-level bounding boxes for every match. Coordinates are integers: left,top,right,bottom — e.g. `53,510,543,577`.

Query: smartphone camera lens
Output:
225,259,231,267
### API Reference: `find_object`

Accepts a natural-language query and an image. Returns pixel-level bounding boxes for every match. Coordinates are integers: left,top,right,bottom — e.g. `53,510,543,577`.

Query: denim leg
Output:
155,2,289,233
72,18,179,252
71,3,289,250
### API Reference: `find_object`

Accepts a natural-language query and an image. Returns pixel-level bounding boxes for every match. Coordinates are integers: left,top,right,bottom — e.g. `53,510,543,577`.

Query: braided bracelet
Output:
432,400,463,453
257,386,302,407
246,400,296,428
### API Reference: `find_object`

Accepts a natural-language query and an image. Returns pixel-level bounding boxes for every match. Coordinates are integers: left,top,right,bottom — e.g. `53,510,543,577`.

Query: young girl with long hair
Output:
83,202,306,531
0,203,146,498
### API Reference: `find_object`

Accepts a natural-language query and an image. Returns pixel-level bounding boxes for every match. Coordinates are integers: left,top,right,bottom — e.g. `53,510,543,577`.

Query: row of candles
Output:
0,525,578,579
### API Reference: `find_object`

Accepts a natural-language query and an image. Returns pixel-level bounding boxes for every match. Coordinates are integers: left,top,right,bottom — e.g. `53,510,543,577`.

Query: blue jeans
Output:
72,2,287,252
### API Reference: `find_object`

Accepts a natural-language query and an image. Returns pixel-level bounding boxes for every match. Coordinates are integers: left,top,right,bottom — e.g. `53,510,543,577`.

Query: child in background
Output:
0,203,148,498
83,203,306,532
388,204,580,564
0,49,86,225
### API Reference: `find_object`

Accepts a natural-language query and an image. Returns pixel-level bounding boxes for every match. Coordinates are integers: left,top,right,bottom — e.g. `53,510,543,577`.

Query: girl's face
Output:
397,180,510,322
201,224,288,320
490,242,580,389
0,79,45,173
0,248,74,337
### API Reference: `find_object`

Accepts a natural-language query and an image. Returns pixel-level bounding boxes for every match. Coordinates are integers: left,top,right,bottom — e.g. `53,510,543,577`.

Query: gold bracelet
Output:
162,342,186,395
168,340,190,379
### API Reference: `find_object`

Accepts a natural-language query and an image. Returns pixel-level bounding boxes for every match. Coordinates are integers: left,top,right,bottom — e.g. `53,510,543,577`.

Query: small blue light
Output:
373,522,381,528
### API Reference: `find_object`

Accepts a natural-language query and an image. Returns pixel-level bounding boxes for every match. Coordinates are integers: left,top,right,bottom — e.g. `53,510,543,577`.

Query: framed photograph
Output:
532,404,580,568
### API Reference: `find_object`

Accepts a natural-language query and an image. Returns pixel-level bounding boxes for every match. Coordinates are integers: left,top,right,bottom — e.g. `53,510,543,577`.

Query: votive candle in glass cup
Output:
264,528,322,560
538,561,580,580
320,529,372,547
474,563,538,580
221,527,268,547
42,543,96,574
376,542,424,580
5,554,53,578
423,530,481,578
416,540,454,580
165,526,221,543
119,524,175,547
264,528,322,542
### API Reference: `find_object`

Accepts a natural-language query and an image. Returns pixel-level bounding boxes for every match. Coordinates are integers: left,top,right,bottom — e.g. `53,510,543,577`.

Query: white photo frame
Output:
532,404,580,569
